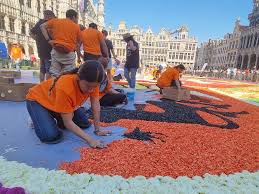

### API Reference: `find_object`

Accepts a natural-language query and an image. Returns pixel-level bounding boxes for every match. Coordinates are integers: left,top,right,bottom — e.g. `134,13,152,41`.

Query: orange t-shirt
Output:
157,67,180,88
99,81,112,98
26,74,99,113
47,18,81,52
81,28,104,55
10,46,23,60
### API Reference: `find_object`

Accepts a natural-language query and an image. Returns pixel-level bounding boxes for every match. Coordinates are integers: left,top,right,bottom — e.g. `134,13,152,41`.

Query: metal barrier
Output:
189,70,259,83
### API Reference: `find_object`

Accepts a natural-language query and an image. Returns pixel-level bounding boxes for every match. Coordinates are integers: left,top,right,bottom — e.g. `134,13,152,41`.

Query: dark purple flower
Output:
6,187,25,194
0,187,9,194
0,187,25,194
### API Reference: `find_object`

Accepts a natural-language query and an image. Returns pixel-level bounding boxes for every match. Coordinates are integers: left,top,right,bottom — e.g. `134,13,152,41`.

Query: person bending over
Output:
26,61,111,148
157,64,185,92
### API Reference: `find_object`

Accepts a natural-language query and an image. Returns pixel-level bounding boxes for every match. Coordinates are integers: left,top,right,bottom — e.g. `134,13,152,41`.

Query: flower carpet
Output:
182,77,259,105
0,73,258,193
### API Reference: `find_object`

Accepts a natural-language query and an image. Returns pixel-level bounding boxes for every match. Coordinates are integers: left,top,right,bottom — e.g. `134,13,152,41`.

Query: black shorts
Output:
100,93,127,107
84,52,100,61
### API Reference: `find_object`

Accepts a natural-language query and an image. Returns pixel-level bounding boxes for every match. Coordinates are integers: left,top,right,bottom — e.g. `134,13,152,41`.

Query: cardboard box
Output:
0,76,15,84
0,70,21,78
0,83,35,102
162,87,191,101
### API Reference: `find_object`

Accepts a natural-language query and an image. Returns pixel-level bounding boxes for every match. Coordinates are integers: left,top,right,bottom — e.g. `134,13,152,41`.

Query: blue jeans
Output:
124,67,137,88
26,100,90,143
40,58,51,74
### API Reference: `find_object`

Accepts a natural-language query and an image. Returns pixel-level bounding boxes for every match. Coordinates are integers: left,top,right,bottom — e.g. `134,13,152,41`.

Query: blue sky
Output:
104,0,252,43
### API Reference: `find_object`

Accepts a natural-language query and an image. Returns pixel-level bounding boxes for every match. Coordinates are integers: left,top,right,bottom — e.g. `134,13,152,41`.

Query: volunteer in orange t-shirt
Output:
40,9,81,77
99,74,127,107
80,23,109,64
157,64,186,90
26,61,111,148
10,44,23,60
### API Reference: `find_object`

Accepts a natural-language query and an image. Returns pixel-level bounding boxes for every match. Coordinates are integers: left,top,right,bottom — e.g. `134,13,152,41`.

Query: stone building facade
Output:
195,0,259,71
107,22,198,71
194,19,242,70
0,0,104,59
237,0,259,70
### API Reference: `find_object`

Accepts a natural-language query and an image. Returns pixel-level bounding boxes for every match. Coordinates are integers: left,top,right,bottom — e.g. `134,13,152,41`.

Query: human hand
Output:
94,127,112,136
115,58,120,65
98,57,109,69
48,40,54,47
88,139,107,149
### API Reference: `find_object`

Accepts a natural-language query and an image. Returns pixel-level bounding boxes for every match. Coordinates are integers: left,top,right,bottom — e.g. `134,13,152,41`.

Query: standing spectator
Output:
245,69,250,81
102,30,118,80
80,23,109,64
40,9,81,77
10,44,24,70
252,66,257,82
30,10,55,82
256,69,259,82
123,33,139,89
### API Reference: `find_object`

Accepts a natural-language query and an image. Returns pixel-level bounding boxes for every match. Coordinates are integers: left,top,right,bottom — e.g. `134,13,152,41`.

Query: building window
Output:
19,0,24,5
21,21,26,34
29,23,34,31
27,0,31,8
9,18,15,32
179,53,183,60
0,16,5,30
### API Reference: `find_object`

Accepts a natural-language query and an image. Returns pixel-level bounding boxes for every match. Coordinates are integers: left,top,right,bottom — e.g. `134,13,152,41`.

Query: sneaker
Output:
123,96,128,105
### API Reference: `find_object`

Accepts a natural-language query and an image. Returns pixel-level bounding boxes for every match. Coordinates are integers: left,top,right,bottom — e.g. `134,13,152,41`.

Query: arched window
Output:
246,36,250,48
250,34,254,48
240,37,243,49
254,33,258,47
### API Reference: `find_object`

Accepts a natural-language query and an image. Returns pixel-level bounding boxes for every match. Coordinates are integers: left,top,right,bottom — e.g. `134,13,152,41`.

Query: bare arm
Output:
61,113,94,144
61,112,105,148
40,23,51,41
111,49,117,59
109,88,120,94
100,39,109,58
90,95,112,136
175,80,181,90
76,42,83,63
90,96,101,132
128,40,137,51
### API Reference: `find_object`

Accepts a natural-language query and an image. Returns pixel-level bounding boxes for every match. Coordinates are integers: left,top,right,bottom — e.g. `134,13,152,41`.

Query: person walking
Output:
30,10,55,82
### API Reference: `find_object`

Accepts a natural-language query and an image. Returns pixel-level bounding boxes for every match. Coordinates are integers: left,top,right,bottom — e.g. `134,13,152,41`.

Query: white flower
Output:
0,156,258,194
